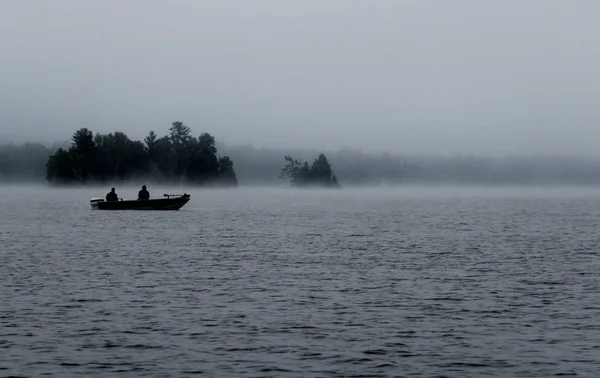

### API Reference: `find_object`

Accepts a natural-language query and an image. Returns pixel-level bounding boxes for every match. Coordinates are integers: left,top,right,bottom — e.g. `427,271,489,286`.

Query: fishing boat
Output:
90,193,191,210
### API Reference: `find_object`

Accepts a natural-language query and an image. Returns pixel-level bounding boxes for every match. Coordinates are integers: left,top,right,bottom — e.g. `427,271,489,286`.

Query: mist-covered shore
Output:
3,140,600,187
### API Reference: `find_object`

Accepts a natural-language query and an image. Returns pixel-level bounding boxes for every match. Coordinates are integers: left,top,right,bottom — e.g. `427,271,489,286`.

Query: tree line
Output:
5,136,600,186
218,145,600,186
0,142,51,182
45,122,238,186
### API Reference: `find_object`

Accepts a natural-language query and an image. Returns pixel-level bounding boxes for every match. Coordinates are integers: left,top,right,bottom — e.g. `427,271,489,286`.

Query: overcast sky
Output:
1,0,599,156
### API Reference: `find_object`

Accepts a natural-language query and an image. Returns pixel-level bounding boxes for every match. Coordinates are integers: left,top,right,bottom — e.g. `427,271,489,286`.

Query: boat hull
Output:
90,194,190,210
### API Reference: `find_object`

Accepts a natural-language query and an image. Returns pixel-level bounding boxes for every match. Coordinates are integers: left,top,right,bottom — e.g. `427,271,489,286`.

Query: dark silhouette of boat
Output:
90,193,191,210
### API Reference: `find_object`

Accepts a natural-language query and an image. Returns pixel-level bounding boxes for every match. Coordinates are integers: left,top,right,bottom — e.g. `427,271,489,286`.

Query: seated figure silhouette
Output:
106,188,118,202
138,185,150,200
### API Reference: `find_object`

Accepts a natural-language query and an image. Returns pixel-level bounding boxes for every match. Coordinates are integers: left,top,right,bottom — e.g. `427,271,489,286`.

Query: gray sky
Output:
1,0,599,156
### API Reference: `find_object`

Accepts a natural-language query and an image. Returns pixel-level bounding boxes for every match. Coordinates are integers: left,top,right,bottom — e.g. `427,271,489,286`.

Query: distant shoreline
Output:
4,139,600,186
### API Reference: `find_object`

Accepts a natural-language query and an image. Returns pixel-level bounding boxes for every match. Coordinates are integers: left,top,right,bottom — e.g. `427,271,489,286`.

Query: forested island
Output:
4,133,600,187
46,122,238,186
280,154,340,187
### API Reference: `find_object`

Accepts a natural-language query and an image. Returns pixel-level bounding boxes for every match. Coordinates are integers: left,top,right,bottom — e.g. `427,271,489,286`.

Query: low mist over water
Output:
2,186,600,377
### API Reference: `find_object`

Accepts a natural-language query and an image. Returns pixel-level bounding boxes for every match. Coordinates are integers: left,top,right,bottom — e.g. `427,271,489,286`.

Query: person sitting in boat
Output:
138,185,150,200
106,188,118,202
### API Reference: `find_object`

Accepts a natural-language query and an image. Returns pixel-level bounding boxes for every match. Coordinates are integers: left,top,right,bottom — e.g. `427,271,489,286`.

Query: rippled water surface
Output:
1,185,600,377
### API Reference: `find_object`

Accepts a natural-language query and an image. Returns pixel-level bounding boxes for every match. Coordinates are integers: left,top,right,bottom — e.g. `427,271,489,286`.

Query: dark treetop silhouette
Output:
45,122,238,186
280,153,340,188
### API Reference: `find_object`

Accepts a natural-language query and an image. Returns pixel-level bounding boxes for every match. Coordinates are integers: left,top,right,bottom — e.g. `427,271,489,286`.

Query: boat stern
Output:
90,198,104,209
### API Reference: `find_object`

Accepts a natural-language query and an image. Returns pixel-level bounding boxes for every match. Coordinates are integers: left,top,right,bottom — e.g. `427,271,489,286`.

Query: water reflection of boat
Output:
90,194,191,210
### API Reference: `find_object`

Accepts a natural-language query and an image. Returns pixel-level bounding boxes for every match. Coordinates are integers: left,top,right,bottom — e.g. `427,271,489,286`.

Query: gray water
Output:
1,185,600,377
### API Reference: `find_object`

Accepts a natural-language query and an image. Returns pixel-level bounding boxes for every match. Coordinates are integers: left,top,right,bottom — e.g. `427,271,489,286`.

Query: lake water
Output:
1,185,600,377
